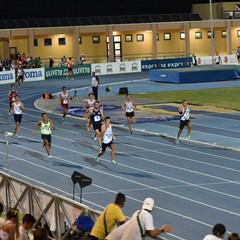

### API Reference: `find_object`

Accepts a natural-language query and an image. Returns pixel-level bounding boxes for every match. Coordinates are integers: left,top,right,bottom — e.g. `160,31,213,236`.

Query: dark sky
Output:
0,0,233,20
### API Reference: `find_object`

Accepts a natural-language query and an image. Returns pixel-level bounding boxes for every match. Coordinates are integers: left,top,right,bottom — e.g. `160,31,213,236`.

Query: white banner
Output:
0,70,15,84
196,55,238,65
92,61,141,75
24,67,45,81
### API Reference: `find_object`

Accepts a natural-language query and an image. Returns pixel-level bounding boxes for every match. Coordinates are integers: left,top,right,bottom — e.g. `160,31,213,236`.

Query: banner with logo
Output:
141,58,192,71
45,64,91,79
24,67,45,81
92,61,141,75
195,55,238,65
0,70,15,84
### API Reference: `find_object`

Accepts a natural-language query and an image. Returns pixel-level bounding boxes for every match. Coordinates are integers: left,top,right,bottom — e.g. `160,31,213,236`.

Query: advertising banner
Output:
45,64,91,79
141,58,192,71
24,67,45,82
0,70,15,84
92,61,141,75
196,55,238,65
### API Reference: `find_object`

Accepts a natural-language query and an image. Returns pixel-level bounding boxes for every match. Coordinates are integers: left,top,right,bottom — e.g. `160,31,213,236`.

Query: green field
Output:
133,87,240,111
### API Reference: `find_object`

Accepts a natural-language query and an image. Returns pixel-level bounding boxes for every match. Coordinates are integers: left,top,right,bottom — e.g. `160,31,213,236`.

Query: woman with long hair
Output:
0,208,20,240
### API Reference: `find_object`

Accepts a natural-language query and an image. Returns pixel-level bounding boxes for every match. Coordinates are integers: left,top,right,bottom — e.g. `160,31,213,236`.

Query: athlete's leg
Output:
95,129,102,148
187,122,192,138
44,140,51,156
127,117,132,133
110,143,116,161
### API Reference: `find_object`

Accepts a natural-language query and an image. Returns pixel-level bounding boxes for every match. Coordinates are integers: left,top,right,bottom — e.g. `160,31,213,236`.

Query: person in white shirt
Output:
96,116,117,165
105,221,129,240
11,95,25,139
203,223,226,240
91,71,100,100
18,214,36,240
120,198,172,240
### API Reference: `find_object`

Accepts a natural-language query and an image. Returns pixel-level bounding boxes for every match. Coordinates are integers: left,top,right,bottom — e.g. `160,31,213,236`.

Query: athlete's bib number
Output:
63,99,68,104
15,107,21,114
94,115,101,122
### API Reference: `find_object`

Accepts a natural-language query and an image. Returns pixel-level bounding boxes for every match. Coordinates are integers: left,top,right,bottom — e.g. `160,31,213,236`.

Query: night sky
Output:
0,0,234,20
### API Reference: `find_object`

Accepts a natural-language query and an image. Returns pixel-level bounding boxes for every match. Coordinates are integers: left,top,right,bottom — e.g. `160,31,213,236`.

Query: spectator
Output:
89,192,127,240
18,213,36,240
49,57,54,68
0,202,3,215
0,207,20,240
120,197,172,240
91,71,100,100
33,228,48,240
228,233,240,240
236,46,240,64
203,223,226,240
80,53,86,64
214,52,222,65
192,54,198,66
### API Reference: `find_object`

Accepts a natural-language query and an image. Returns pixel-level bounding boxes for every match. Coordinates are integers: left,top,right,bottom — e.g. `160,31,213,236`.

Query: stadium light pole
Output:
210,0,215,64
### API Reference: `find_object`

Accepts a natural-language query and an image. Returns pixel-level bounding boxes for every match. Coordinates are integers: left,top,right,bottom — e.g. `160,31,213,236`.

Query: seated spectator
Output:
18,213,36,240
228,233,240,240
0,207,20,240
203,223,226,240
33,228,48,240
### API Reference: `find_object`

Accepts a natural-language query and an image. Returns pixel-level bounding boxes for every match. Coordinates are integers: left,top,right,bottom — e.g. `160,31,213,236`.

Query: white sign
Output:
0,70,15,84
92,61,141,75
24,67,45,81
196,55,238,65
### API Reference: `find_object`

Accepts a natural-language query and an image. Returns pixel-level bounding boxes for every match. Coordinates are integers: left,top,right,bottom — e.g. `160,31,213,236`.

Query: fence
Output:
0,171,100,239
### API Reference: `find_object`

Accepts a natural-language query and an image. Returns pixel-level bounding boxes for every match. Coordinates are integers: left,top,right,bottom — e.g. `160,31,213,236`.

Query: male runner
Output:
32,113,55,158
83,92,96,132
96,117,117,165
11,95,24,139
175,100,192,144
60,86,70,123
121,94,136,134
88,100,105,151
8,84,18,115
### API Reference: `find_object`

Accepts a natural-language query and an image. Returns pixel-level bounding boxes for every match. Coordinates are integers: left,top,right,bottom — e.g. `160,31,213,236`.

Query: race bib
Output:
63,99,68,104
94,115,101,122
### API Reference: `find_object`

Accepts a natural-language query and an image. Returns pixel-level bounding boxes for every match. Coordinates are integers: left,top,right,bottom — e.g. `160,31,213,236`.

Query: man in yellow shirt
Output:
89,192,127,240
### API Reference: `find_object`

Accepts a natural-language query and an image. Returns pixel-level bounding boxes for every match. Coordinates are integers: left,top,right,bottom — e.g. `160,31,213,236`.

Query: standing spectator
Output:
32,112,55,159
17,65,25,88
11,95,25,139
236,46,240,64
121,197,172,240
91,71,100,100
49,56,54,68
192,54,198,66
8,83,18,115
203,223,226,240
214,52,222,64
89,192,127,240
66,57,73,80
0,208,20,240
80,53,86,64
18,213,36,240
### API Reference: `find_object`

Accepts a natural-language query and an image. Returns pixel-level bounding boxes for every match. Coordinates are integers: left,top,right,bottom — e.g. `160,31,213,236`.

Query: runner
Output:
7,84,18,115
32,113,55,159
83,92,96,132
121,94,136,134
88,100,105,151
60,86,70,124
66,57,73,80
11,95,24,139
175,100,192,144
16,65,25,88
96,116,117,165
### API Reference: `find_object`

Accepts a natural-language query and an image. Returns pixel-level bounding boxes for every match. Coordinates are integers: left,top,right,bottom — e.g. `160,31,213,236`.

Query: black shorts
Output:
179,120,190,129
18,76,24,81
41,134,51,144
237,55,240,59
102,141,114,152
92,123,102,132
14,114,22,123
68,68,73,72
126,111,135,118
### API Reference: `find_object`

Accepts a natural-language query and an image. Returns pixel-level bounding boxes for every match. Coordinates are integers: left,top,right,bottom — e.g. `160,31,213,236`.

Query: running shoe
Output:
18,135,21,139
94,135,97,140
14,129,17,135
61,117,65,124
175,139,179,144
96,156,100,162
111,160,117,165
187,135,191,140
48,155,52,159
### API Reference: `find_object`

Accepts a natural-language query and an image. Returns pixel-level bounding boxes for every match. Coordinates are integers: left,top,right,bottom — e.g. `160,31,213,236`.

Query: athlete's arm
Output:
50,120,55,130
100,107,105,120
20,102,25,111
121,102,126,110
